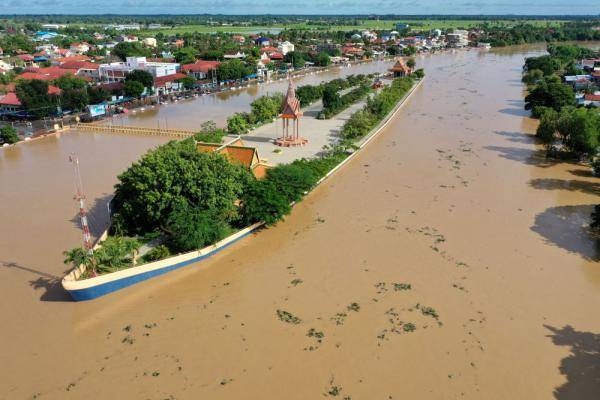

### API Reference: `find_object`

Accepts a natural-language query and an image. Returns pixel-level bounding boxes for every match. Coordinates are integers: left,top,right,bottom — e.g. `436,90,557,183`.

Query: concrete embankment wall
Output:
62,78,424,301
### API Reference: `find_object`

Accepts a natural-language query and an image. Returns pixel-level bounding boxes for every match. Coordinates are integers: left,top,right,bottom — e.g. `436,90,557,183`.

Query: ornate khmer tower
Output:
275,77,308,147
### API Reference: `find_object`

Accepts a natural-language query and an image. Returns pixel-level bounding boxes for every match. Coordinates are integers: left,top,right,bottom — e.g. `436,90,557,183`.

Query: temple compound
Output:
275,78,308,147
390,58,412,78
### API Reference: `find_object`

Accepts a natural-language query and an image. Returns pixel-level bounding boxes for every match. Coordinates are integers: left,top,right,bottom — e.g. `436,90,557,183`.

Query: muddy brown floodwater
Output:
1,45,600,400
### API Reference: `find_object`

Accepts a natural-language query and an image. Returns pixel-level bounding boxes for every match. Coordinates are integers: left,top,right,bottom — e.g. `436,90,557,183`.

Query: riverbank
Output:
61,77,423,301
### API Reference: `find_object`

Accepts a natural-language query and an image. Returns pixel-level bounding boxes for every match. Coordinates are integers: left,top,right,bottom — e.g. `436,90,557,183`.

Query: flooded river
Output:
1,45,599,399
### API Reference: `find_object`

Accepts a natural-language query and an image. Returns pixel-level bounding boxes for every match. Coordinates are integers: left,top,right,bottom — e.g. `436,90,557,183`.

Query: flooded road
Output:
104,60,395,129
1,45,599,399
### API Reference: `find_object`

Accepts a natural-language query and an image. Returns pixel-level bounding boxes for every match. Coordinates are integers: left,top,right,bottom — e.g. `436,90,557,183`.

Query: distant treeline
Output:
1,14,600,26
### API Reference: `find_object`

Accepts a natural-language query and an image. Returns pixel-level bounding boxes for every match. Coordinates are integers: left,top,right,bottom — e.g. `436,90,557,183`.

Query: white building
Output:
142,37,157,48
98,57,179,82
277,41,295,55
446,30,469,47
105,24,141,31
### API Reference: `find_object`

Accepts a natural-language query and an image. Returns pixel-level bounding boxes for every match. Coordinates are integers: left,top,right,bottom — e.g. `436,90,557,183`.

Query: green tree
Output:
125,70,154,89
194,120,226,143
0,125,20,144
322,84,341,111
265,163,318,203
536,108,559,147
63,247,97,276
93,236,141,274
525,77,575,113
227,112,251,134
88,86,111,104
141,245,171,263
314,52,331,67
284,51,305,69
61,87,90,112
406,58,416,69
124,80,144,98
556,107,600,156
112,42,152,61
167,202,232,252
174,47,197,64
112,139,251,235
54,73,87,90
15,79,55,118
522,68,544,85
177,76,196,90
217,59,252,81
250,94,282,124
403,46,417,56
240,179,291,225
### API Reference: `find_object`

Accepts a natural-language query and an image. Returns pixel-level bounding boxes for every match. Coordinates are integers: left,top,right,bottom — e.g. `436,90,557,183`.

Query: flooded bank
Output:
1,45,599,399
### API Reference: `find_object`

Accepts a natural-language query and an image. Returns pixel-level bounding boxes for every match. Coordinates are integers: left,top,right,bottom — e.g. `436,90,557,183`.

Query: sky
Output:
0,0,598,15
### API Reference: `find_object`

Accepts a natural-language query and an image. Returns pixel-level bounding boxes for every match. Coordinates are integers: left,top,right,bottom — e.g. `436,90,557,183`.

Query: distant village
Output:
0,21,491,121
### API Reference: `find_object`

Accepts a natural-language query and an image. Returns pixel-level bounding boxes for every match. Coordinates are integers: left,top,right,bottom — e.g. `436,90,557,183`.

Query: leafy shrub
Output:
266,162,319,203
141,245,171,263
167,202,232,253
240,179,291,225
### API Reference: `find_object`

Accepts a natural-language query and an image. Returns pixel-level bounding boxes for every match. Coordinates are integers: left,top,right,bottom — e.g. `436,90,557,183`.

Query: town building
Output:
142,37,157,48
98,57,179,82
181,60,220,80
277,41,295,55
197,137,270,179
446,30,469,47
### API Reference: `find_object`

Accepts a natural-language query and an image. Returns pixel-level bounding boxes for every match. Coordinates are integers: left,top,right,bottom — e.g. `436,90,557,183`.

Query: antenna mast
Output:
69,154,94,255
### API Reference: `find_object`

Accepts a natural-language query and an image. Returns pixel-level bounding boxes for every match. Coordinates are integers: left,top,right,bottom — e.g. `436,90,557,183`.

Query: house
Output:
142,37,157,48
69,42,90,54
255,37,270,47
268,52,284,61
181,60,220,80
173,39,185,49
153,73,188,96
277,41,294,55
19,66,79,81
148,24,163,30
0,85,62,116
582,93,600,107
389,58,412,77
232,35,245,44
105,24,141,31
197,137,271,179
116,35,138,43
564,74,592,90
17,55,35,66
52,55,91,65
34,31,59,41
59,61,100,80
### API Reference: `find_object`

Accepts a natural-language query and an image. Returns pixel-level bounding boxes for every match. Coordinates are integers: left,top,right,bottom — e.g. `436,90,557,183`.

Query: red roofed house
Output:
69,42,90,54
0,86,61,115
59,61,100,80
19,66,79,81
17,54,35,66
268,52,284,61
390,58,412,77
153,72,188,95
583,94,600,107
232,35,245,44
259,46,279,53
52,55,91,65
181,60,221,80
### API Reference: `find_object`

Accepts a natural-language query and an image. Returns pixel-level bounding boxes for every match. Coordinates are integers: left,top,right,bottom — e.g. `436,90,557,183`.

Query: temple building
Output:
275,78,308,147
390,58,412,78
197,137,271,179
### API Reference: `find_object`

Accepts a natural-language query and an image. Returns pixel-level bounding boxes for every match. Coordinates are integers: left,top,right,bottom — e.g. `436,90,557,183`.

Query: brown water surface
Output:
1,45,599,400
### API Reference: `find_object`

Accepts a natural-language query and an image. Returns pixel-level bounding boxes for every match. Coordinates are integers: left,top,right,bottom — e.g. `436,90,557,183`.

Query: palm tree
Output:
63,247,97,277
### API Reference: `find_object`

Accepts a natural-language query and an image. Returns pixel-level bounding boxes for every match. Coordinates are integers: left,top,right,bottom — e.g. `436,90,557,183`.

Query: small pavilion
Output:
275,78,308,147
390,58,412,78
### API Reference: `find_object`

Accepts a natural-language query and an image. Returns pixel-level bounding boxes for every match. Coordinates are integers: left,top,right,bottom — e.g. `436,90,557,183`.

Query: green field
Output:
140,19,565,35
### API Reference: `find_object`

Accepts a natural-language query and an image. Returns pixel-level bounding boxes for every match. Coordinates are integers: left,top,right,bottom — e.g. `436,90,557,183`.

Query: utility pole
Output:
69,154,93,255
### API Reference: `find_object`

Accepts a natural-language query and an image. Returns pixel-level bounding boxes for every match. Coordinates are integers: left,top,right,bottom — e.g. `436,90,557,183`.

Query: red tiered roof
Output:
281,78,302,118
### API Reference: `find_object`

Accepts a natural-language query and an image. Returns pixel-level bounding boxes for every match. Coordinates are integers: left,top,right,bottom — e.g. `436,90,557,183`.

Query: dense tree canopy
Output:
15,79,55,118
112,139,251,235
112,42,153,61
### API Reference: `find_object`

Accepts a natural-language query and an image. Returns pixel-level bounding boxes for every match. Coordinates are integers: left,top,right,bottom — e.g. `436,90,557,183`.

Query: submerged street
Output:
1,45,599,399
